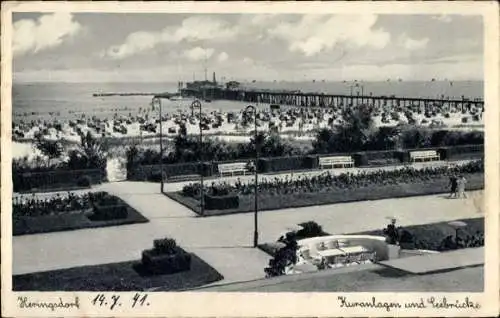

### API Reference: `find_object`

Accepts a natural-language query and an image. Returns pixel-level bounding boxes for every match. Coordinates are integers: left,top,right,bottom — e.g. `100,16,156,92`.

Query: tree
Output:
265,233,299,277
312,105,376,153
68,131,107,170
366,126,401,151
34,136,63,166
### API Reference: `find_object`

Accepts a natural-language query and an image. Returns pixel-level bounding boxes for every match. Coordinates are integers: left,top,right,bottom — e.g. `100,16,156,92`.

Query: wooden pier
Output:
182,87,484,113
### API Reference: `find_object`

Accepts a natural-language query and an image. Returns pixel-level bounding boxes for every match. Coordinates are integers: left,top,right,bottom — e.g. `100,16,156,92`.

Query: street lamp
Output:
191,100,205,216
245,104,259,247
152,97,164,193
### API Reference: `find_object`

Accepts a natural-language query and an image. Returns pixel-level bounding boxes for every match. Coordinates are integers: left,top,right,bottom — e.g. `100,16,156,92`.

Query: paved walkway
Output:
380,247,484,274
13,178,483,284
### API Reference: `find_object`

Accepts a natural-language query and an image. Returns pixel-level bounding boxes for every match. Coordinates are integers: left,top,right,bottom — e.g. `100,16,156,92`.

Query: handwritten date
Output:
91,293,149,310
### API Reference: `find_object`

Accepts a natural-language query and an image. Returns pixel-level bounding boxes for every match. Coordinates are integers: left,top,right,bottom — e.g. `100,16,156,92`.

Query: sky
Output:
12,13,483,83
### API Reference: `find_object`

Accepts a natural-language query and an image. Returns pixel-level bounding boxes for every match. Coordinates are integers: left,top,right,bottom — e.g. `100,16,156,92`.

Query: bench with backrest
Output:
409,150,440,162
319,156,355,169
218,162,249,177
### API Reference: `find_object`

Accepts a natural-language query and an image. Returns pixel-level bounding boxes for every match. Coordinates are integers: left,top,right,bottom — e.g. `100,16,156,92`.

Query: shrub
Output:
439,145,484,160
13,191,92,218
182,183,202,197
265,233,299,277
153,238,177,254
88,192,128,221
208,183,232,196
303,155,319,169
257,156,306,173
297,221,324,238
76,175,92,187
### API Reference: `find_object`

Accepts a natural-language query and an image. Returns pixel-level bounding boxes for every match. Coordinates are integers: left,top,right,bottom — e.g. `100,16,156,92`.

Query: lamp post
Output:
245,104,259,247
191,99,204,216
152,97,164,193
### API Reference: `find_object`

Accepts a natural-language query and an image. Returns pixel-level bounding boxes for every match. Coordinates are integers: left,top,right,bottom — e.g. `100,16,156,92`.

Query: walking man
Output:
448,174,458,199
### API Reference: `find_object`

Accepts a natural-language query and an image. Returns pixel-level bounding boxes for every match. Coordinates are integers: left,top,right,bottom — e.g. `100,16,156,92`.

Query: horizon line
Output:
12,79,484,84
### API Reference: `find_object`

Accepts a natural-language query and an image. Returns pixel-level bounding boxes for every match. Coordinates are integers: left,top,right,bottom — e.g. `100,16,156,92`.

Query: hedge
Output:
13,169,103,193
89,204,128,221
439,144,484,160
257,156,307,173
353,150,400,167
127,162,207,181
127,144,484,181
204,193,239,210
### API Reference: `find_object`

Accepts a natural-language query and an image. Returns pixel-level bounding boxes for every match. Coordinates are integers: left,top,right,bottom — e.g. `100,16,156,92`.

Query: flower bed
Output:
167,161,484,216
13,191,149,235
355,217,485,251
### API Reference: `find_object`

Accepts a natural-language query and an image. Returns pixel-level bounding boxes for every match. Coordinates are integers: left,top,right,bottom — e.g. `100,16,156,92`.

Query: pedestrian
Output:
458,175,467,198
448,174,458,198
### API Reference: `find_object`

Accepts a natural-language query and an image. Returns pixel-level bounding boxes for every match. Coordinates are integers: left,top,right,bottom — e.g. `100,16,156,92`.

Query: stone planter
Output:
141,247,192,275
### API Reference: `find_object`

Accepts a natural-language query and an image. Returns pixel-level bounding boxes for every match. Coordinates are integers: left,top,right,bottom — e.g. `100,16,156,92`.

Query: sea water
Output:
12,81,483,121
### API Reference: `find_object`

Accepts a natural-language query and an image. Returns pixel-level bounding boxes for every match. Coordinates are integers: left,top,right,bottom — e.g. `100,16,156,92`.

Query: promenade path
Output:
13,162,483,285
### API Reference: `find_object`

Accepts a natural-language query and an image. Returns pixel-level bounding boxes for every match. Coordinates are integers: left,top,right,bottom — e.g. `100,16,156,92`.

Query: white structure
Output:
289,234,440,274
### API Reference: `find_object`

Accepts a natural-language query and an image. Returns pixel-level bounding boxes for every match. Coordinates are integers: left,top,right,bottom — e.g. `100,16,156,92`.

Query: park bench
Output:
409,150,440,162
218,162,249,177
319,156,354,169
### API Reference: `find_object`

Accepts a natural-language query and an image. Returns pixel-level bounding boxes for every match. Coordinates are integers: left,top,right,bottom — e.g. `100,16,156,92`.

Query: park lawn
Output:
166,173,484,217
13,198,149,236
13,253,223,291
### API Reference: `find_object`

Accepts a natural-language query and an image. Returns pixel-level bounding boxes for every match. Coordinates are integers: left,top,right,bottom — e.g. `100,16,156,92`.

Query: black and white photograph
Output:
2,2,499,317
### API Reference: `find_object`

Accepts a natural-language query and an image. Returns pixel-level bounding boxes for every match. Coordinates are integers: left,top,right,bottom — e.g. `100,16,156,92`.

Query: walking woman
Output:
457,175,467,199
